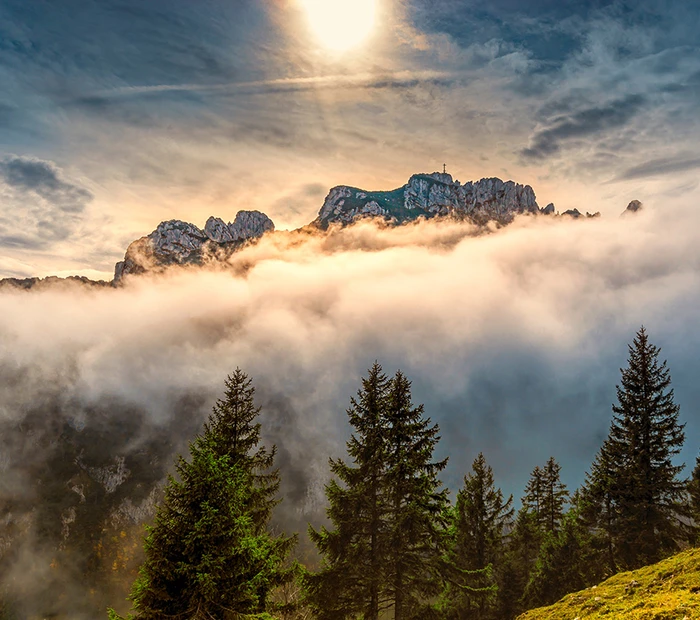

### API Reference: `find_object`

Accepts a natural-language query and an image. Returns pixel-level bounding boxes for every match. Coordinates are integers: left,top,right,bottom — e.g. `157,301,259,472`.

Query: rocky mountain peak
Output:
315,172,542,228
414,171,454,185
114,210,275,282
204,216,235,243
229,210,275,240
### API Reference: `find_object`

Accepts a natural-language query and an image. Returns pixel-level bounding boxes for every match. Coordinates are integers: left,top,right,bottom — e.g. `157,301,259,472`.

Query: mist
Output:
1,205,700,615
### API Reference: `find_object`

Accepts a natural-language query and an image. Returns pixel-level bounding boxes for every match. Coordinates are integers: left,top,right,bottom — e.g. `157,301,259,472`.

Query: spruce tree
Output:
523,509,596,607
584,327,688,569
522,466,544,526
442,453,513,620
581,440,619,574
689,453,700,545
497,508,541,619
540,458,568,535
524,459,567,535
110,369,295,619
306,362,391,620
384,371,449,620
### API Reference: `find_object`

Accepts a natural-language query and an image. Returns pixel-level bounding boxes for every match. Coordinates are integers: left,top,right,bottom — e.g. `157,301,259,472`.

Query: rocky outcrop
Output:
0,275,110,290
229,210,274,241
562,209,581,218
562,208,601,219
315,172,541,228
114,210,275,283
0,172,644,288
204,216,235,243
77,455,130,494
623,199,643,215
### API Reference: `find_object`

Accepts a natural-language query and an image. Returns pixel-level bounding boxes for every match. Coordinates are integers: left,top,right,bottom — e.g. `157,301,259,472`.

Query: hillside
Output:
518,548,700,620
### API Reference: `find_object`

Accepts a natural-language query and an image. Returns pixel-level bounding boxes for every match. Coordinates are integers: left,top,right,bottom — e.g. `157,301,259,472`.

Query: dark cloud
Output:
0,157,92,213
0,156,93,249
615,155,700,181
406,0,616,64
521,94,646,160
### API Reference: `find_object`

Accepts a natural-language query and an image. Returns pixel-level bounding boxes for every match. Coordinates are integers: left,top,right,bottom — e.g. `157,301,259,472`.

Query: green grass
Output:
518,548,700,620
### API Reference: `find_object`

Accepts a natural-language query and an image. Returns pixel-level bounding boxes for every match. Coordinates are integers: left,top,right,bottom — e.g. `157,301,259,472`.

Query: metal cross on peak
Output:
443,163,447,174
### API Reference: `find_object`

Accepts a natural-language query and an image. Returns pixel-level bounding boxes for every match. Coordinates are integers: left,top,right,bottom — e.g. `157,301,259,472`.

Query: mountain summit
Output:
0,171,644,289
315,172,541,228
113,172,546,282
114,210,274,282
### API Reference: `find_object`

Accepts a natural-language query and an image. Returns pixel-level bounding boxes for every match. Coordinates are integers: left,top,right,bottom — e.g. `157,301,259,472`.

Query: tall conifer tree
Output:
584,327,688,568
307,363,391,620
688,453,700,544
496,508,541,620
384,371,449,620
581,440,619,574
523,466,544,525
496,460,566,618
442,453,513,620
111,369,295,620
524,459,567,535
540,458,568,535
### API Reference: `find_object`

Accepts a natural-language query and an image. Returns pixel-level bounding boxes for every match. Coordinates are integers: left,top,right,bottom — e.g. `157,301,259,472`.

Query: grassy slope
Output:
518,548,700,620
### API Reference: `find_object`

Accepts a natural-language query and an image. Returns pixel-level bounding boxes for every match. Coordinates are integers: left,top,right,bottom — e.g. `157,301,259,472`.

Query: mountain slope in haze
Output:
518,547,700,619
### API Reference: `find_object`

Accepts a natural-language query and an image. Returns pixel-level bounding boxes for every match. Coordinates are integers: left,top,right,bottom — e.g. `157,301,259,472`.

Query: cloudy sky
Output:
1,0,699,278
2,5,700,609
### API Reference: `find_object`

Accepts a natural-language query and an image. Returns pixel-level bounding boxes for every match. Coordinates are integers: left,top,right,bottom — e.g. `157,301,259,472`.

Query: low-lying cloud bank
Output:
1,206,699,614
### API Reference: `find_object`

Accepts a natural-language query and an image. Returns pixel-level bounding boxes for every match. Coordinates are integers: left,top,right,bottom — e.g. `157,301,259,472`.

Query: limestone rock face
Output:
229,210,275,241
149,220,209,261
317,186,360,223
114,210,275,282
315,172,542,228
204,216,235,243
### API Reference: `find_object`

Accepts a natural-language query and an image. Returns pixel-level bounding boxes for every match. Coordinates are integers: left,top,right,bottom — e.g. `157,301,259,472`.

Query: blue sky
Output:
1,0,699,277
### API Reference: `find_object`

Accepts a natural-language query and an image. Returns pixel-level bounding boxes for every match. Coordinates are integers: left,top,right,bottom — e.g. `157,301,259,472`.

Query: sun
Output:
298,0,378,52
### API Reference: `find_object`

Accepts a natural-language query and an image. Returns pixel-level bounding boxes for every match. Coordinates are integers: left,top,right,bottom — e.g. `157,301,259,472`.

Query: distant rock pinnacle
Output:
623,199,643,215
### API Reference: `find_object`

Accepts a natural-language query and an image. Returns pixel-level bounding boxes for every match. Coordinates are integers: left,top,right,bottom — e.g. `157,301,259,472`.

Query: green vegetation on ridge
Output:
518,547,700,620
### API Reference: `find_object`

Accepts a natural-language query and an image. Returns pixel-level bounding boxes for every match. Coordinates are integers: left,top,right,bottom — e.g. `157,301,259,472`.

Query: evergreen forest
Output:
107,327,700,619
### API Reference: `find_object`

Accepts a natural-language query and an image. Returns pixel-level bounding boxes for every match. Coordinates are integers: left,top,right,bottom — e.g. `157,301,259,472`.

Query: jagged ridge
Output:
0,172,644,288
315,172,542,228
114,210,274,282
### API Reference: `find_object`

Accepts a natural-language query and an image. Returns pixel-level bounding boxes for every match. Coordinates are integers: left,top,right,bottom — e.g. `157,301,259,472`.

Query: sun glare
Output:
299,0,378,52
